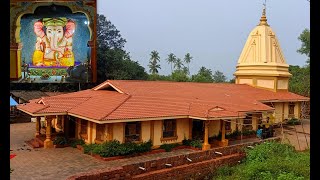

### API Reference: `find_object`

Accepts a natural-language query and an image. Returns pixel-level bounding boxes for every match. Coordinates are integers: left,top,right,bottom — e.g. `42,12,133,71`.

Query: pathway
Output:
10,122,194,180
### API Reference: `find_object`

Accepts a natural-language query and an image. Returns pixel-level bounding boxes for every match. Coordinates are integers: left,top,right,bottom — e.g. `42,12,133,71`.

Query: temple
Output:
17,7,309,150
10,0,97,83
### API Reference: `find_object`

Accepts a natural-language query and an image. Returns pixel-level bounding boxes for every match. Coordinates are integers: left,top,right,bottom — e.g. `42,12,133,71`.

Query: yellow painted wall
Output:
256,79,275,89
230,119,237,132
283,102,289,120
153,120,162,146
141,121,151,142
294,102,301,119
273,102,284,123
92,123,96,143
77,118,81,139
239,78,253,85
113,122,124,143
176,118,190,142
208,120,220,137
252,115,258,130
277,79,288,89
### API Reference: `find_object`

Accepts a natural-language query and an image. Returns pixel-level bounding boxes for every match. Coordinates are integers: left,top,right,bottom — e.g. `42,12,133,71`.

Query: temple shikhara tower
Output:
234,8,291,92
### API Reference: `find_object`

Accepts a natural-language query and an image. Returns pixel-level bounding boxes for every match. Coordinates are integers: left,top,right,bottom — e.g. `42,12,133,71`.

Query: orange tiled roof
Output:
17,80,309,122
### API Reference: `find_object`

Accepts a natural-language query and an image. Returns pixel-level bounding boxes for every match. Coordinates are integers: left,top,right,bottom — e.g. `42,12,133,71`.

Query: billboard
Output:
10,1,97,83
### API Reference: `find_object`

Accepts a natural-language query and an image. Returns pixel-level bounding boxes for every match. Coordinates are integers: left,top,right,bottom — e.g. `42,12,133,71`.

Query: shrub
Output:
212,141,310,179
160,143,180,152
53,136,68,145
83,143,99,154
287,118,301,125
242,130,256,136
182,138,192,146
92,140,153,157
190,140,202,148
69,139,85,148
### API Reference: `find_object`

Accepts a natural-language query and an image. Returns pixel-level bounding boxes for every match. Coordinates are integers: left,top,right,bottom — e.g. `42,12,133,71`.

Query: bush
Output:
69,139,85,148
182,138,192,146
92,140,153,157
83,143,99,154
53,136,68,145
287,118,301,125
160,143,180,152
242,130,256,136
212,141,310,180
190,140,202,148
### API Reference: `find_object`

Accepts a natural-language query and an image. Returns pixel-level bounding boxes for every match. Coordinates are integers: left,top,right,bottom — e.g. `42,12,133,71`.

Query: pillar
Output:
44,117,53,148
202,121,211,150
10,43,22,80
107,124,113,141
88,40,97,82
150,121,154,143
35,117,41,137
218,120,229,147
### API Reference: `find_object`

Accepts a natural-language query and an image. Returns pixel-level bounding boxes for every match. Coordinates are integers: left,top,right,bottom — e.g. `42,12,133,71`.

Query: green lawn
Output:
212,141,310,180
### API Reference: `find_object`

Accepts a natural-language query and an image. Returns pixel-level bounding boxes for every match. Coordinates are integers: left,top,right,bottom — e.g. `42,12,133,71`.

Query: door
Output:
65,116,76,139
192,120,204,140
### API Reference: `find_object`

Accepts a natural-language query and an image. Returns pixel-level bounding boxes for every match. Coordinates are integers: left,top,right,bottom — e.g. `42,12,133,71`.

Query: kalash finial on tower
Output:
259,0,269,26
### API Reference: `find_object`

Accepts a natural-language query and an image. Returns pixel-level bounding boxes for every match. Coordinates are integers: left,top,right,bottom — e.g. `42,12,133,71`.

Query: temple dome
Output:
234,8,291,92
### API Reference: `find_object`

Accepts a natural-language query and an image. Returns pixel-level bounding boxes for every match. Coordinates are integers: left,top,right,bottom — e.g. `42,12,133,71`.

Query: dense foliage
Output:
213,141,310,180
83,140,153,157
96,14,148,82
69,139,85,148
159,143,180,152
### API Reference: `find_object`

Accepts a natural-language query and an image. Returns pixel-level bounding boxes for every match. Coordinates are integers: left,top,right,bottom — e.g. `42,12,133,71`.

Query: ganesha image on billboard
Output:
32,17,75,67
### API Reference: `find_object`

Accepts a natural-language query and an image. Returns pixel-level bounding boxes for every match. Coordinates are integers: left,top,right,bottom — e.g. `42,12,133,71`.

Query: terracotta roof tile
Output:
17,80,309,121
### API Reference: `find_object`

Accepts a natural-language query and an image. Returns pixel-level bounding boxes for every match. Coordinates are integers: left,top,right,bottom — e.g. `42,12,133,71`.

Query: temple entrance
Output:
192,120,204,140
65,116,76,139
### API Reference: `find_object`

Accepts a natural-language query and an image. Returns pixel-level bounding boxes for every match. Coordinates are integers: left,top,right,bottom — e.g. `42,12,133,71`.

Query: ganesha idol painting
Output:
32,17,76,67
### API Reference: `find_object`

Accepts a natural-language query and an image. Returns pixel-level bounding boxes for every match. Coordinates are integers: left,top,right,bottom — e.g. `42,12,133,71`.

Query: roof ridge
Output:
100,94,132,120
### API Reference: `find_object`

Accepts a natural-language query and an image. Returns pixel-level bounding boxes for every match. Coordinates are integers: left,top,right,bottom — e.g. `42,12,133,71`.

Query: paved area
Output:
10,122,195,180
274,119,310,151
10,120,310,179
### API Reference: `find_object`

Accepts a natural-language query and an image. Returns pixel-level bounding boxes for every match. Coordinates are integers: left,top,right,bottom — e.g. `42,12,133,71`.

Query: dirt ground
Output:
274,119,310,151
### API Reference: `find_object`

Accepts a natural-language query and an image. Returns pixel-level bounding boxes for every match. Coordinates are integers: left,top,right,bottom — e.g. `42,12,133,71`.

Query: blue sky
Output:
98,0,310,80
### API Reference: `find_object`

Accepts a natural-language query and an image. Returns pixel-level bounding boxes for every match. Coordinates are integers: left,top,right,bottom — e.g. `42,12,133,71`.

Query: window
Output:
289,103,295,118
125,122,141,142
225,121,231,132
242,116,253,131
80,119,88,135
96,124,105,141
163,119,177,138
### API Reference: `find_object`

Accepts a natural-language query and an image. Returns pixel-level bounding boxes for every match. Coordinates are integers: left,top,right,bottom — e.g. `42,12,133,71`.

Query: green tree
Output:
166,53,176,73
148,50,161,74
289,65,310,97
174,58,184,71
212,70,227,83
184,53,192,75
97,14,126,50
171,70,189,82
97,14,148,82
191,67,213,83
297,28,310,66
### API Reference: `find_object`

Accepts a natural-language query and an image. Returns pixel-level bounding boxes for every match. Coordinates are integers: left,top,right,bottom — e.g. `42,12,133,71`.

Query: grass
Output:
211,141,310,180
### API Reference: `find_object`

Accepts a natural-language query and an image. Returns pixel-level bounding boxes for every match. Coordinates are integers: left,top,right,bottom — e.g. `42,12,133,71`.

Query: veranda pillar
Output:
44,116,54,148
35,117,41,137
202,121,211,150
218,120,229,147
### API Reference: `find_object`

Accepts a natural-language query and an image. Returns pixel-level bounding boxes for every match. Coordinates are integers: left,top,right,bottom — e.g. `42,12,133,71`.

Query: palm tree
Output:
166,53,176,73
148,50,161,74
174,58,183,71
184,53,192,75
